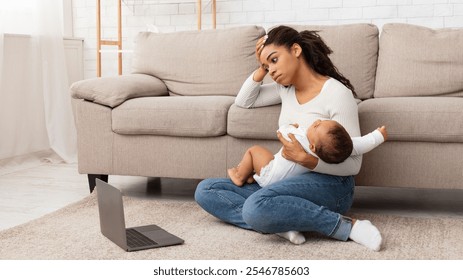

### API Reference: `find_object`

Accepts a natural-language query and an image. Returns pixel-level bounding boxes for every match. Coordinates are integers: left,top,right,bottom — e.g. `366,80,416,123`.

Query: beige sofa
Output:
70,23,463,193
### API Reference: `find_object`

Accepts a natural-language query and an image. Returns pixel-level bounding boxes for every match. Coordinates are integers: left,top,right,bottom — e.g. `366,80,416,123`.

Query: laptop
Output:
96,179,184,251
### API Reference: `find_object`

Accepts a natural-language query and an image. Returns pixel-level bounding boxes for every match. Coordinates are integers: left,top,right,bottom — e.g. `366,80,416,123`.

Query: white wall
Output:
63,0,74,37
73,0,463,79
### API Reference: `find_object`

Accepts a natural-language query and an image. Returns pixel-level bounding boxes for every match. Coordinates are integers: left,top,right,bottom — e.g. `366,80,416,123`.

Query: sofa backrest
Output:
132,26,265,97
375,23,463,98
289,24,379,100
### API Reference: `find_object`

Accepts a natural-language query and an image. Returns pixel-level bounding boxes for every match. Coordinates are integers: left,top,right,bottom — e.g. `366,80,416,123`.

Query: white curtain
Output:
0,0,77,163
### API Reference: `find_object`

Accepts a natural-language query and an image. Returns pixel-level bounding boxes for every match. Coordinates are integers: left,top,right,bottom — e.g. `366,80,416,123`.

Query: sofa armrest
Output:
70,73,168,108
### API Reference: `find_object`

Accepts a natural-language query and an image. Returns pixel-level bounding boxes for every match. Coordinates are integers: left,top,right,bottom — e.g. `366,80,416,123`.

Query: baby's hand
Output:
377,126,388,141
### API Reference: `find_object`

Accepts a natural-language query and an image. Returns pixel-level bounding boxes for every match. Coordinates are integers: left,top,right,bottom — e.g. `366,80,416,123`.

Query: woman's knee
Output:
194,178,215,205
242,193,272,232
194,178,237,205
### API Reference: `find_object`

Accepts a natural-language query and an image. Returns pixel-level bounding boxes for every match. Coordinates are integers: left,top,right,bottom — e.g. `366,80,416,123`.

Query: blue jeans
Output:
194,172,355,241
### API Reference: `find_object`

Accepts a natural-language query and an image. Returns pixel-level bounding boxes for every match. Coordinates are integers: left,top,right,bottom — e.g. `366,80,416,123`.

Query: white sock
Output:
277,231,306,245
349,220,382,251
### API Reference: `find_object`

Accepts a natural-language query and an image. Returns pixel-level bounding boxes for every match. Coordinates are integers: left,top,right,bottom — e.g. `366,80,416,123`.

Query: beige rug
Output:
0,193,462,260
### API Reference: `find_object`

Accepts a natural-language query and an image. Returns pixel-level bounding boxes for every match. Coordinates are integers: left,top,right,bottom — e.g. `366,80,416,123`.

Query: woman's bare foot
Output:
227,167,246,187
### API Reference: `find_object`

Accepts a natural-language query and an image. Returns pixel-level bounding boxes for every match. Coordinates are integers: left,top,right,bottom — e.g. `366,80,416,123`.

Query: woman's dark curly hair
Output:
264,25,356,97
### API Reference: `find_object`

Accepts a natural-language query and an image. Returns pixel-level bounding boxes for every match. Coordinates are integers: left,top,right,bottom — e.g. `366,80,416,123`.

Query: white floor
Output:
1,150,462,231
0,151,86,230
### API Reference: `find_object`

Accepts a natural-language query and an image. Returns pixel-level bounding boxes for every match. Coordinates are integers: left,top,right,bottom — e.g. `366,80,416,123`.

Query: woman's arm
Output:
312,87,363,175
277,132,319,169
279,84,363,176
235,35,282,108
234,71,281,108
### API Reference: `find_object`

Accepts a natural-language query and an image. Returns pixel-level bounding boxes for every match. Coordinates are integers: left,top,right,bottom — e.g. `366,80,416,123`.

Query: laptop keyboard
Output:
126,228,158,248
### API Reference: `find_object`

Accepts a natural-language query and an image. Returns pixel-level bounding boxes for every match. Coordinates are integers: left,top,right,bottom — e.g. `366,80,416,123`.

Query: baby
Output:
229,120,387,187
228,119,387,244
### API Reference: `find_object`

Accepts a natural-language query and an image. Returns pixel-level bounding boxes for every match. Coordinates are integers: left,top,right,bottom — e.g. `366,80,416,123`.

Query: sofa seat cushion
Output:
112,96,235,137
228,104,281,140
358,97,463,143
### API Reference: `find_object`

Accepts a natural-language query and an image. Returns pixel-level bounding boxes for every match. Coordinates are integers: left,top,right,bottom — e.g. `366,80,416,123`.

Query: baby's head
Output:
307,120,353,164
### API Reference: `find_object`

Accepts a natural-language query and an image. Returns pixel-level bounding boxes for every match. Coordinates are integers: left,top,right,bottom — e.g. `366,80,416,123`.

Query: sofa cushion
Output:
289,24,379,100
228,104,281,140
375,23,463,98
132,26,265,97
112,96,235,137
358,97,463,143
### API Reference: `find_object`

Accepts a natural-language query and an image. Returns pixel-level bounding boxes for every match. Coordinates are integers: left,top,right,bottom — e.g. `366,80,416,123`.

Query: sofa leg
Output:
146,177,162,195
88,174,109,193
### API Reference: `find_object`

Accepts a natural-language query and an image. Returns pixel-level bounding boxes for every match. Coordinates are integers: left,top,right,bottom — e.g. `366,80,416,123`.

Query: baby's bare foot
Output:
246,176,255,184
228,167,245,187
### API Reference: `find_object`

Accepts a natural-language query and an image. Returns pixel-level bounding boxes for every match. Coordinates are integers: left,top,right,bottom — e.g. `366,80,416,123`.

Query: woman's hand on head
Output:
253,35,268,82
255,35,267,61
277,131,319,170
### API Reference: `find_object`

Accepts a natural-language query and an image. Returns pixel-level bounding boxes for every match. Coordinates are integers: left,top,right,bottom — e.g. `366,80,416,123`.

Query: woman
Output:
194,26,382,251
